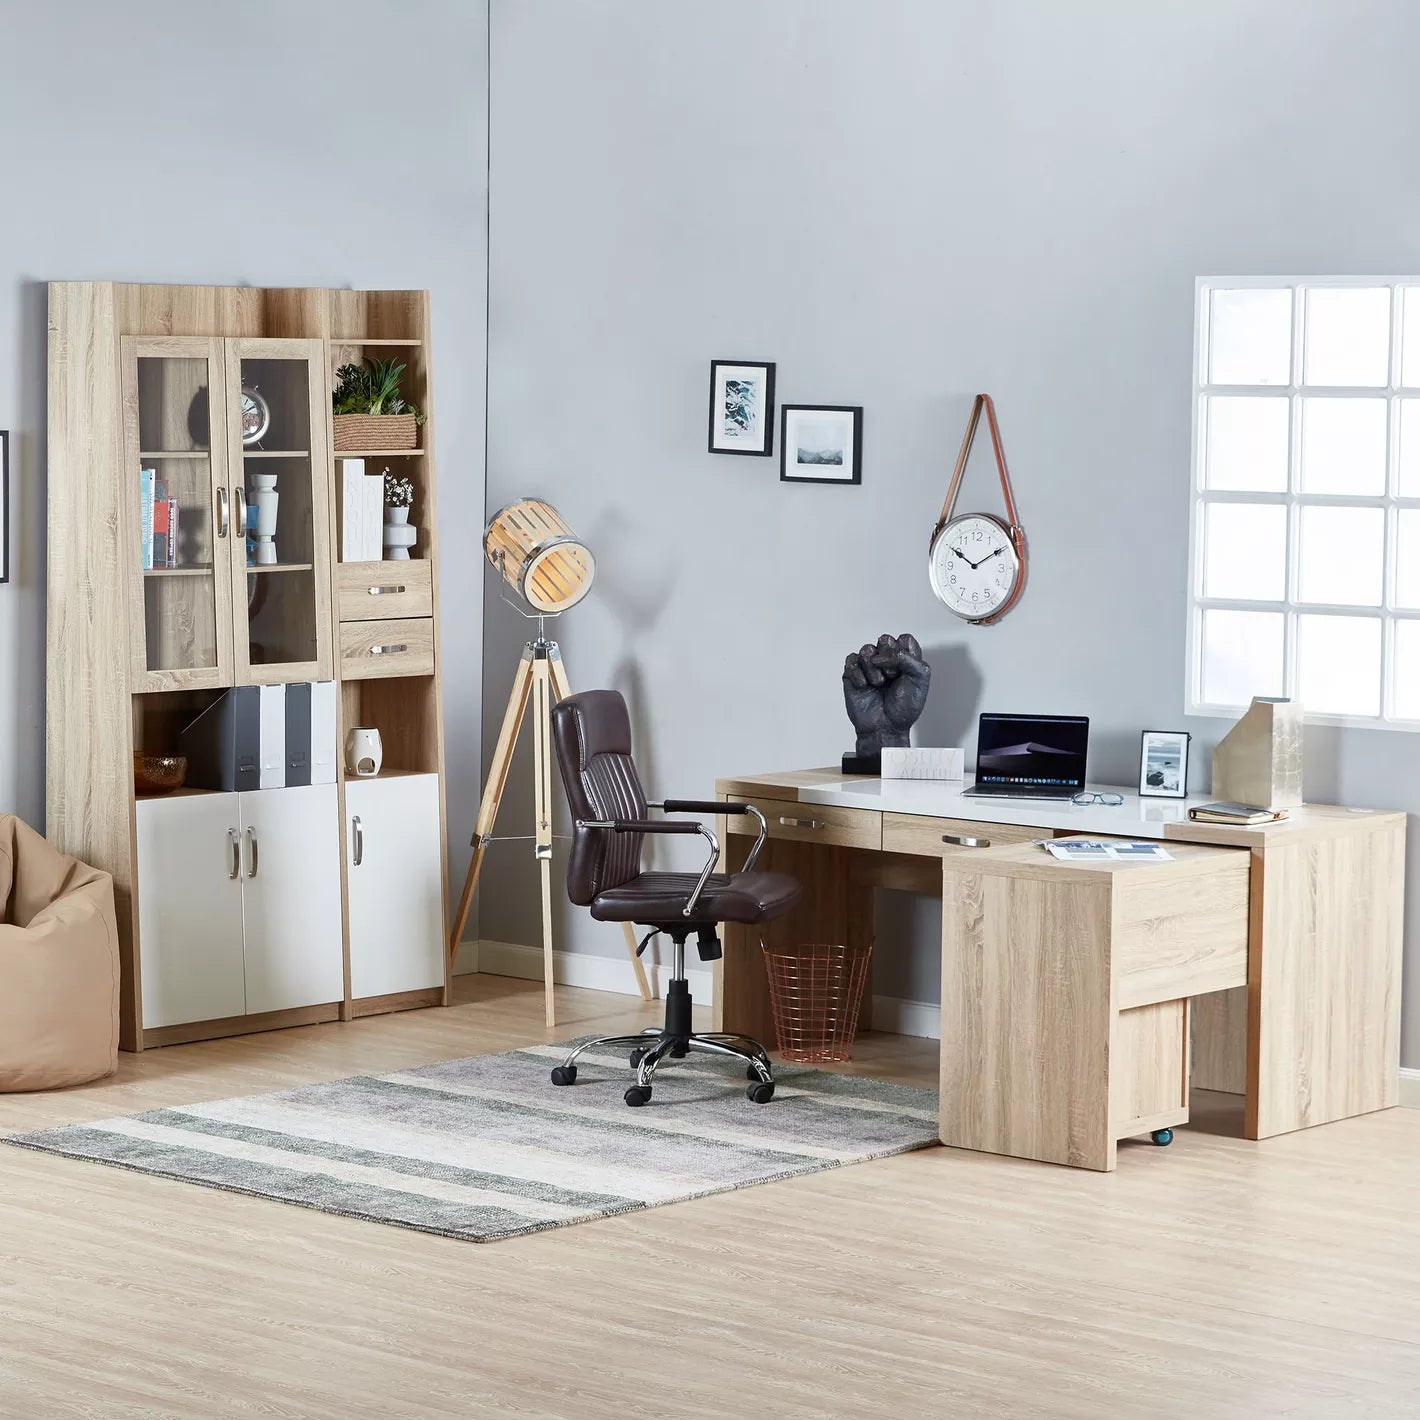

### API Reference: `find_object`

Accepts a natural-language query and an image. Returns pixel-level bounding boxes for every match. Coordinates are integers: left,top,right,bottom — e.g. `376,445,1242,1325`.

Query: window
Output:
1189,278,1420,728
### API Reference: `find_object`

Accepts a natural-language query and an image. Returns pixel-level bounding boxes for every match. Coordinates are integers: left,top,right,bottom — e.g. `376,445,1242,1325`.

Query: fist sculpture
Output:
842,633,931,757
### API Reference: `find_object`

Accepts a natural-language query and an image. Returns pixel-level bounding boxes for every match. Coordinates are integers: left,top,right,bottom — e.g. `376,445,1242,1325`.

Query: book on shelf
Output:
167,498,179,567
139,468,155,569
152,480,170,568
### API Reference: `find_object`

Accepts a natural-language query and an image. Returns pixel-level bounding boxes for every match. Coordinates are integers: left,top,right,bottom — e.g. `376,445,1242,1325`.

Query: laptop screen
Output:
974,713,1089,791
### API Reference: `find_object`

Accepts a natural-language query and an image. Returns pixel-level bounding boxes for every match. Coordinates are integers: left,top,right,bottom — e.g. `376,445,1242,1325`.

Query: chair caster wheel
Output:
670,1042,688,1058
1151,1128,1173,1146
747,1081,775,1104
630,1047,647,1069
624,1085,652,1107
746,1065,759,1081
550,1065,577,1086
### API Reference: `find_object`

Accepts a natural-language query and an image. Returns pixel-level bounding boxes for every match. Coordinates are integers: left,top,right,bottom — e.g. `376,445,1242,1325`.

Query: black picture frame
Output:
708,359,776,456
1138,729,1191,799
0,431,8,585
780,404,863,485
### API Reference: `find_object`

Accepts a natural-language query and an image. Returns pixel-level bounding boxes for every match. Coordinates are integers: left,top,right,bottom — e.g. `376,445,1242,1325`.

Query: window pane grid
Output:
1191,278,1420,728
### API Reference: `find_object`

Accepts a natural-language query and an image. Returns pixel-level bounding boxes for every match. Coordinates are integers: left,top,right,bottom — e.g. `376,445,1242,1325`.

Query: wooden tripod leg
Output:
447,647,535,964
545,648,654,1004
532,654,556,1028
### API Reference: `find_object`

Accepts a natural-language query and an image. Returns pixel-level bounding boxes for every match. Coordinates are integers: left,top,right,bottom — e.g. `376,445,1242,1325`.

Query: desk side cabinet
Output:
47,282,450,1049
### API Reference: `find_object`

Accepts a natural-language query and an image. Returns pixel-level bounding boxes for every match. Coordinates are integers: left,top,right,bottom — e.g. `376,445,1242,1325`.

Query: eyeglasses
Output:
1071,791,1124,806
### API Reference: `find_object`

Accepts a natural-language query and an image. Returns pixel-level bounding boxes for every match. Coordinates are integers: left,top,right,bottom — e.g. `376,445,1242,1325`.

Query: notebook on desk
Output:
960,712,1090,802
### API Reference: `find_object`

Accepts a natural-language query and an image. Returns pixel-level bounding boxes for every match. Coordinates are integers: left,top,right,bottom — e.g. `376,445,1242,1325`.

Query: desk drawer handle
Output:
943,834,990,848
779,816,825,830
368,643,408,656
367,584,407,596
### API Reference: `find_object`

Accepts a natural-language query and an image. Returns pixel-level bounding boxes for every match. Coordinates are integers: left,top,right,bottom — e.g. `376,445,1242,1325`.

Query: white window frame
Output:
1187,274,1420,730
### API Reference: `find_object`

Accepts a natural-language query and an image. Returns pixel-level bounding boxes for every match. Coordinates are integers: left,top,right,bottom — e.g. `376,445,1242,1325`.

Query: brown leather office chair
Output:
548,689,802,1106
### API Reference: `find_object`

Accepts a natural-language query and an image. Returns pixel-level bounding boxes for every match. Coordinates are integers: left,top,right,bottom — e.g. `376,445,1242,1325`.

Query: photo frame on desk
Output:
0,431,9,585
1139,729,1190,798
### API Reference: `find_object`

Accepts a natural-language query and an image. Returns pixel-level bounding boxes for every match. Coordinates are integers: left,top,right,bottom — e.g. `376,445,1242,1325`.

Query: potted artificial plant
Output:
331,357,424,451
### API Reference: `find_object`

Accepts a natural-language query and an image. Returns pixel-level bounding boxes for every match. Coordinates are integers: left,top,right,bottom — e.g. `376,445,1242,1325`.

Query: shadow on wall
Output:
914,640,984,754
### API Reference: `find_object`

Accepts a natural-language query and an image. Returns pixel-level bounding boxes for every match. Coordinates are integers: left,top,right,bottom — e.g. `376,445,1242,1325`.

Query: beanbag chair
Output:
0,814,119,1090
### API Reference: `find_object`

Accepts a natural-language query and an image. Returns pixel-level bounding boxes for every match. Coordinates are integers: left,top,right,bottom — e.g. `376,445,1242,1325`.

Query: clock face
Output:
240,387,270,446
928,513,1021,621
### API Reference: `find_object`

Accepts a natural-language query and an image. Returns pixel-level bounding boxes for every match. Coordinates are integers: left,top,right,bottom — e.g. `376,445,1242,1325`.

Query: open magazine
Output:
1042,840,1173,863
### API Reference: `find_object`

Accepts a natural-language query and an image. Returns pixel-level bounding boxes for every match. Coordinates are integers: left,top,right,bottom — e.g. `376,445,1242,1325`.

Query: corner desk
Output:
713,769,1405,1171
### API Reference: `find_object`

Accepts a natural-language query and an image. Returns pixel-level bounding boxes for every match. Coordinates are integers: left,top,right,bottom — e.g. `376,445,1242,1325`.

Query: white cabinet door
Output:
136,793,246,1029
346,774,445,999
239,784,345,1014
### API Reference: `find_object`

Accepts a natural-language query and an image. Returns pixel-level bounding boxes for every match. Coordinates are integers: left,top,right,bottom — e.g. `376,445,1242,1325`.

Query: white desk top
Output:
792,775,1207,841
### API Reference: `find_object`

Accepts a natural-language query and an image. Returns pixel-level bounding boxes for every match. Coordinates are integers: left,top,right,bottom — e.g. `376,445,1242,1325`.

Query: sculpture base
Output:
841,751,882,776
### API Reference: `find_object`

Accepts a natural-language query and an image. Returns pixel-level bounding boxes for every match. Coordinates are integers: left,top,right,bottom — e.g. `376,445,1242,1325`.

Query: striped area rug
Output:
5,1041,940,1242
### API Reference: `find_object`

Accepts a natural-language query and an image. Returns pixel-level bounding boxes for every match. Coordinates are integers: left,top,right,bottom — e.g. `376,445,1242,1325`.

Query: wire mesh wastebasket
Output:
760,940,874,1063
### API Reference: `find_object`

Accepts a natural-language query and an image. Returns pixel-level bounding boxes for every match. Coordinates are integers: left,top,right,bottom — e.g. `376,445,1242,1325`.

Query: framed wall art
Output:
0,430,8,585
780,404,862,485
708,359,775,456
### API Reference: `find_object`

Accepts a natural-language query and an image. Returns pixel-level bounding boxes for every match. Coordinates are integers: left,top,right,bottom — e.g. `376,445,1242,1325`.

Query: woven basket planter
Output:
332,412,418,452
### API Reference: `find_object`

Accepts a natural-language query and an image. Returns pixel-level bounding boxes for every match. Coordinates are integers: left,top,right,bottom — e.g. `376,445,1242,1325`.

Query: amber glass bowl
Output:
133,753,187,796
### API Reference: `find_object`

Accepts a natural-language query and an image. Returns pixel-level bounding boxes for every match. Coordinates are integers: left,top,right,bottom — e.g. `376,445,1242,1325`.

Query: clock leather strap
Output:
934,393,1027,623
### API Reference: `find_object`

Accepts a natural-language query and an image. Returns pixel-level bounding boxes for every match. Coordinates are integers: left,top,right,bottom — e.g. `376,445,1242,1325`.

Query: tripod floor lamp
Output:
448,499,652,1026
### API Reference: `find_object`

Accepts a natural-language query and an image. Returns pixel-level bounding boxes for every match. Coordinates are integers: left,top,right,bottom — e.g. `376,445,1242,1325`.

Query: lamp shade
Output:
484,498,596,614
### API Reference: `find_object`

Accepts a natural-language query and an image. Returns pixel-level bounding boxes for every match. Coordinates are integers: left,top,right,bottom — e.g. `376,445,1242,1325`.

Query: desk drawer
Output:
884,812,1038,857
1114,856,1249,1009
340,618,435,680
336,561,433,621
724,796,881,852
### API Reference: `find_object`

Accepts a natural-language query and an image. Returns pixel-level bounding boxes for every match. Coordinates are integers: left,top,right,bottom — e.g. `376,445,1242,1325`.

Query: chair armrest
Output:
656,800,769,872
575,818,722,915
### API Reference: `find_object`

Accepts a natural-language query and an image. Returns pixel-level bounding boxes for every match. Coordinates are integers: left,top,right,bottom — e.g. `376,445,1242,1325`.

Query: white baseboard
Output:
869,995,941,1040
464,938,944,1038
1401,1068,1420,1109
466,938,713,1001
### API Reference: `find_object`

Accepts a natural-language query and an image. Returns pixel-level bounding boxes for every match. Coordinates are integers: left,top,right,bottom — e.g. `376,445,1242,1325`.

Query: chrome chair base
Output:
549,1029,775,1106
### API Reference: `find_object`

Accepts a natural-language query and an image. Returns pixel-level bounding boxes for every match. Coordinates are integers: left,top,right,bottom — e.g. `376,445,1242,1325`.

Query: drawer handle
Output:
369,643,408,656
367,584,407,596
779,816,825,830
943,834,990,848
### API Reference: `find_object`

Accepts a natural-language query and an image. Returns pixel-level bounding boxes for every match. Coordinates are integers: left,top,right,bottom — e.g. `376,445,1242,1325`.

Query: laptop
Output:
961,713,1090,801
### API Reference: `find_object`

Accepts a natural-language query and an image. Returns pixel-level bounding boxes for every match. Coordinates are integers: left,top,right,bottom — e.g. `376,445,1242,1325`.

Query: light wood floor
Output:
2,975,1419,1419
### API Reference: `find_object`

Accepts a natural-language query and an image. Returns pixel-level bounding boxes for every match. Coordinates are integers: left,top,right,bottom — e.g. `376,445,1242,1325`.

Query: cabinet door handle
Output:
779,816,824,830
351,814,364,867
235,485,248,540
369,643,407,656
246,827,259,878
217,487,230,539
367,584,407,596
228,827,241,879
943,834,990,848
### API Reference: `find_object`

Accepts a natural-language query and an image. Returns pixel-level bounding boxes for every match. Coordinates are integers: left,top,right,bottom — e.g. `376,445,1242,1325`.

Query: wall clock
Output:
240,386,270,446
928,393,1027,624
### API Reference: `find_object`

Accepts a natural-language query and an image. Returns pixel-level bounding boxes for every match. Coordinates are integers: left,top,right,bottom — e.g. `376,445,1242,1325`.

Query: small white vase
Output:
346,727,383,777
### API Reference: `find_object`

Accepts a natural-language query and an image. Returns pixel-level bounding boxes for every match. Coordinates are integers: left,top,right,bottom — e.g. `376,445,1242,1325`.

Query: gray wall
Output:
0,1,487,903
484,0,1420,1066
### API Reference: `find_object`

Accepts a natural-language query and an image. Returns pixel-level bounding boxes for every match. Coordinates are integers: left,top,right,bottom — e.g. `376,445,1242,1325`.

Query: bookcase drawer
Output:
336,561,433,621
340,618,435,680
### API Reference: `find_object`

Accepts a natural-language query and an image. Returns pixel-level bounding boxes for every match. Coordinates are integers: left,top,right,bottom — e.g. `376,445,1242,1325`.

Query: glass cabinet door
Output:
224,339,333,683
122,337,235,690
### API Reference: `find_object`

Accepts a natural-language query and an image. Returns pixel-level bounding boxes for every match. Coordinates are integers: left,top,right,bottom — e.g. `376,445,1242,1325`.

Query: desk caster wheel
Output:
1151,1128,1173,1146
746,1065,759,1081
624,1084,652,1107
630,1047,647,1069
550,1065,577,1086
747,1081,775,1104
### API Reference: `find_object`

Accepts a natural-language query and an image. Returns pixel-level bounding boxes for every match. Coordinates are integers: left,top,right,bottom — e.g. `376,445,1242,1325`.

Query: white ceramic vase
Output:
346,727,383,778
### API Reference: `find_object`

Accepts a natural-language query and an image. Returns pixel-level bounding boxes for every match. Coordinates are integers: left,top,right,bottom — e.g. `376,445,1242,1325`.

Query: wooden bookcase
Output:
47,283,449,1050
